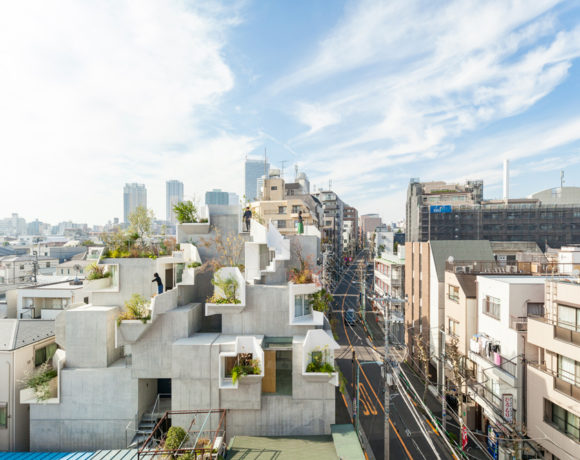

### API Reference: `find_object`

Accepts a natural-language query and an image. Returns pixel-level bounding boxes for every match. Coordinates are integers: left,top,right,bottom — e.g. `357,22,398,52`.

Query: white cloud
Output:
0,0,248,223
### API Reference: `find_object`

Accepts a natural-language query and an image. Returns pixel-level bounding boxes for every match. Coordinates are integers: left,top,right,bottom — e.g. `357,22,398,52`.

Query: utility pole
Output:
440,328,447,433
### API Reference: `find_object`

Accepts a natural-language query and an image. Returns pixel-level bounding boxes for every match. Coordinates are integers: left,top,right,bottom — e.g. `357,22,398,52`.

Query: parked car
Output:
344,308,356,326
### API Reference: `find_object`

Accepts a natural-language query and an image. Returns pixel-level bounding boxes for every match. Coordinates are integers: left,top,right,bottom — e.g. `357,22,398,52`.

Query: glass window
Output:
448,285,459,302
484,295,501,319
547,400,580,441
35,342,58,367
558,305,578,331
0,403,6,429
294,295,312,317
278,206,286,214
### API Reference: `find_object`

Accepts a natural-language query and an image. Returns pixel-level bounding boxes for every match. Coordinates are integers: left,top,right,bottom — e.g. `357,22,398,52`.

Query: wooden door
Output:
262,351,276,393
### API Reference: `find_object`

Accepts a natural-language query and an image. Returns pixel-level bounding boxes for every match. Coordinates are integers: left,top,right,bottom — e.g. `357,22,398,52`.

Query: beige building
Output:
527,280,580,460
444,270,477,359
252,176,320,235
0,319,56,451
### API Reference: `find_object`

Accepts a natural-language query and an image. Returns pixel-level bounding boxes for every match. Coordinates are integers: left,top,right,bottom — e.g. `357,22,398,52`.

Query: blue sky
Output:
1,0,580,225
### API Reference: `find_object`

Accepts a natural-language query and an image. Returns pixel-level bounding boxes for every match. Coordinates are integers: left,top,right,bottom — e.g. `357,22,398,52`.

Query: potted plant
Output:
20,361,58,403
117,294,152,343
230,353,261,384
205,267,246,315
207,273,241,304
175,201,211,240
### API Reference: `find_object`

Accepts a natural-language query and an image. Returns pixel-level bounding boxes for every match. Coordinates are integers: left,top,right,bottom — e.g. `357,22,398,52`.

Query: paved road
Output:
332,254,455,460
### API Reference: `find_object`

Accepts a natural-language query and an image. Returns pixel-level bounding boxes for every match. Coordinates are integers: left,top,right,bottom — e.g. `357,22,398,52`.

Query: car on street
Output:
344,308,356,325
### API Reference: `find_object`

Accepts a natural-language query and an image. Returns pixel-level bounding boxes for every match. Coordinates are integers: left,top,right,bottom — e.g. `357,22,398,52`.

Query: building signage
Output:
502,394,513,423
430,205,452,214
487,425,499,460
461,425,468,450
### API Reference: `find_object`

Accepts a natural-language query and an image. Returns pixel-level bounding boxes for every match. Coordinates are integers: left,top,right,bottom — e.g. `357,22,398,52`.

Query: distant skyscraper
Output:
245,158,269,202
123,183,147,223
205,189,229,205
166,180,184,223
228,192,239,206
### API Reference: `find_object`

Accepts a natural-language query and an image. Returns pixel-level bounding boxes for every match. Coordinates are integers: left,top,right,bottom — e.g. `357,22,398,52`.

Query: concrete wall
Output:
92,258,157,307
65,306,121,368
29,362,136,451
130,303,202,379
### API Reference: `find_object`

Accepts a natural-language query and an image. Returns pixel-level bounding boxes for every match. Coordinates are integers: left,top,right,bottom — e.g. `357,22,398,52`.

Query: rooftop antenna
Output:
280,160,287,179
294,164,299,180
561,170,565,188
328,179,332,191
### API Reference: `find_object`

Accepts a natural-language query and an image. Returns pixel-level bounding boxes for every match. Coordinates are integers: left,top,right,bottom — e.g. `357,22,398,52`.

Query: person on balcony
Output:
297,211,304,234
243,206,252,232
152,273,163,294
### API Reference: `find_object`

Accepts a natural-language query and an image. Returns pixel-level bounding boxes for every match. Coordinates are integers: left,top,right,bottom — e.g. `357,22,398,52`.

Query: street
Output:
331,253,456,460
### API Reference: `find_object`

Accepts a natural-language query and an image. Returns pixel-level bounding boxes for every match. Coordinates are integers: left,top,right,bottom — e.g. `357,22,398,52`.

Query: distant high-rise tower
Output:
205,189,229,205
245,158,269,202
123,183,147,223
166,180,184,223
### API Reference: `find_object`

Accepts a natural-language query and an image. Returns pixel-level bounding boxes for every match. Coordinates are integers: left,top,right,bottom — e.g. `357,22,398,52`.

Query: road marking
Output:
359,382,378,416
337,256,414,460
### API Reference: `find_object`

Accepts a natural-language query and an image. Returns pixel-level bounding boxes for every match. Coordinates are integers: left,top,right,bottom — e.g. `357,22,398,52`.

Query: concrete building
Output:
315,191,344,259
373,248,405,344
359,214,382,246
343,206,358,255
0,319,56,451
245,158,269,202
406,180,580,250
529,185,580,205
205,189,229,206
0,255,59,285
404,240,494,376
25,206,336,452
166,180,184,223
123,183,147,224
527,279,580,460
0,214,27,237
557,246,580,274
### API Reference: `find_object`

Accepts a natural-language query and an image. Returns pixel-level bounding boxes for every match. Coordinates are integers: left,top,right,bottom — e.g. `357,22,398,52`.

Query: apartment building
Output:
406,180,580,250
314,191,344,259
405,240,495,376
25,207,337,452
359,214,381,246
0,255,59,284
527,280,580,460
0,319,56,451
374,248,405,344
343,206,358,254
252,175,321,235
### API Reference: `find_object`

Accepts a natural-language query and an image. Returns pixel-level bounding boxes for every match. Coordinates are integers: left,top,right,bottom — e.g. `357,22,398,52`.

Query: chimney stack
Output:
503,159,509,203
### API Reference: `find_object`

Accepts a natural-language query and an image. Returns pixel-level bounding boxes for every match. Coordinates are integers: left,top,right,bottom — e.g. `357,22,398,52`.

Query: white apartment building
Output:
527,280,580,460
0,255,59,284
0,319,56,451
25,207,338,452
466,276,545,451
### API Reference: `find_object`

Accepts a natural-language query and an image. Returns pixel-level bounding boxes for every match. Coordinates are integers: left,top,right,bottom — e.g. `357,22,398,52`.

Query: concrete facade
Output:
26,206,337,451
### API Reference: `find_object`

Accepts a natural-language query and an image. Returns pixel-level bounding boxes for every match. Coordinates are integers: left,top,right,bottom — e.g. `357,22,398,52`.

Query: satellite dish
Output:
447,256,455,264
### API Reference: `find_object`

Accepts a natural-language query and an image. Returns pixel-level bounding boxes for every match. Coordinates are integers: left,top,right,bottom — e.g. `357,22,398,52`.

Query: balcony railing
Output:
469,340,517,378
529,315,580,347
529,362,580,402
509,315,528,332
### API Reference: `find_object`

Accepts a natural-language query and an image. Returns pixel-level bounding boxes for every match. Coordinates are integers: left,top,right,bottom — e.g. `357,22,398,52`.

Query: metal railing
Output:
470,343,517,378
529,362,580,401
509,315,528,332
528,314,580,346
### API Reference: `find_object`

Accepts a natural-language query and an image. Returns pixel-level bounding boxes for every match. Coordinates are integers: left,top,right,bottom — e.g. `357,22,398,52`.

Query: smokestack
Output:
503,159,509,203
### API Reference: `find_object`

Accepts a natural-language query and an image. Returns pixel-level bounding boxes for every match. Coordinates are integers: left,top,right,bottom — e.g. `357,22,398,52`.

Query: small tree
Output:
200,228,245,271
128,206,154,247
173,200,198,224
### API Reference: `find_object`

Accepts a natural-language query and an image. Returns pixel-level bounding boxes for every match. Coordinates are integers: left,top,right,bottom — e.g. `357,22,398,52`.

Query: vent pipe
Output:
503,159,509,203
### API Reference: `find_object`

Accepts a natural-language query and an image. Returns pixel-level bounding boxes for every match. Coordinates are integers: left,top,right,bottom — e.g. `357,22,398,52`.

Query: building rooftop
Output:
227,435,338,460
479,275,551,284
430,240,495,281
0,319,55,351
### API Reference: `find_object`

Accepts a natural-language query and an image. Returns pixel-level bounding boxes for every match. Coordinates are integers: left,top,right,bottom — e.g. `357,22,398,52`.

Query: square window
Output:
0,403,7,429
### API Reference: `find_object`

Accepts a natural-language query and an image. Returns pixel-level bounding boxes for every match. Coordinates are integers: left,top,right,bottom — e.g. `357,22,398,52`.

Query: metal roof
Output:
430,240,494,281
0,319,55,351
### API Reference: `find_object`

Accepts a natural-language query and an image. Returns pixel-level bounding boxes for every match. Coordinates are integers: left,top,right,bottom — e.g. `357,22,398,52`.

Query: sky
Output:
2,0,580,226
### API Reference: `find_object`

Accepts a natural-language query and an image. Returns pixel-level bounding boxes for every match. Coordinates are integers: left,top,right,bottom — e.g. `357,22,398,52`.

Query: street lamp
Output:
369,294,405,460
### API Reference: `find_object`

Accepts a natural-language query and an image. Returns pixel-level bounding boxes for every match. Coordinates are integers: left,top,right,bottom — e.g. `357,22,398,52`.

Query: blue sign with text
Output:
430,205,452,213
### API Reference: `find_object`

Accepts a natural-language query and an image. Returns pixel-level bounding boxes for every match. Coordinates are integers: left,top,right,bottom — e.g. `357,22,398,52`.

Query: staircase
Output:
127,393,171,448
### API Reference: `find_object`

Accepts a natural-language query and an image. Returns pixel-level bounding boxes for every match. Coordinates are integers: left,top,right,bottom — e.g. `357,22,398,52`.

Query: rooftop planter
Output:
116,294,152,344
219,337,264,389
302,329,339,386
176,204,211,242
205,267,246,316
20,350,65,404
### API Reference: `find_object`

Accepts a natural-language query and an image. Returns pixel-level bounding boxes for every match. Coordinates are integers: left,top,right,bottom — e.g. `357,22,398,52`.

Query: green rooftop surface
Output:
331,424,365,460
226,425,364,460
226,435,339,459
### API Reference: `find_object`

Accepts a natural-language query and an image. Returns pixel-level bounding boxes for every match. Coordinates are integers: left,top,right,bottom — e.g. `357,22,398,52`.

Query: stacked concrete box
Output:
65,306,121,368
131,303,202,379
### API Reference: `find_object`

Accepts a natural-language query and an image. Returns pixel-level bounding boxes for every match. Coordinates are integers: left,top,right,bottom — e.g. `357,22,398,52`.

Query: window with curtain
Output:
35,342,58,367
558,355,579,385
557,305,579,331
546,399,580,441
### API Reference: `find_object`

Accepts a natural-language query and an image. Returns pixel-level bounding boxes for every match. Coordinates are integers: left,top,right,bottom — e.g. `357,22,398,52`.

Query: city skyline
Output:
1,1,580,224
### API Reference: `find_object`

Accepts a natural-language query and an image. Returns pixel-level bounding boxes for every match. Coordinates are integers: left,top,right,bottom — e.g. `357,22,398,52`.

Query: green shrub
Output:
22,362,58,401
117,294,151,325
165,426,188,450
187,261,201,268
173,201,198,224
86,263,112,280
